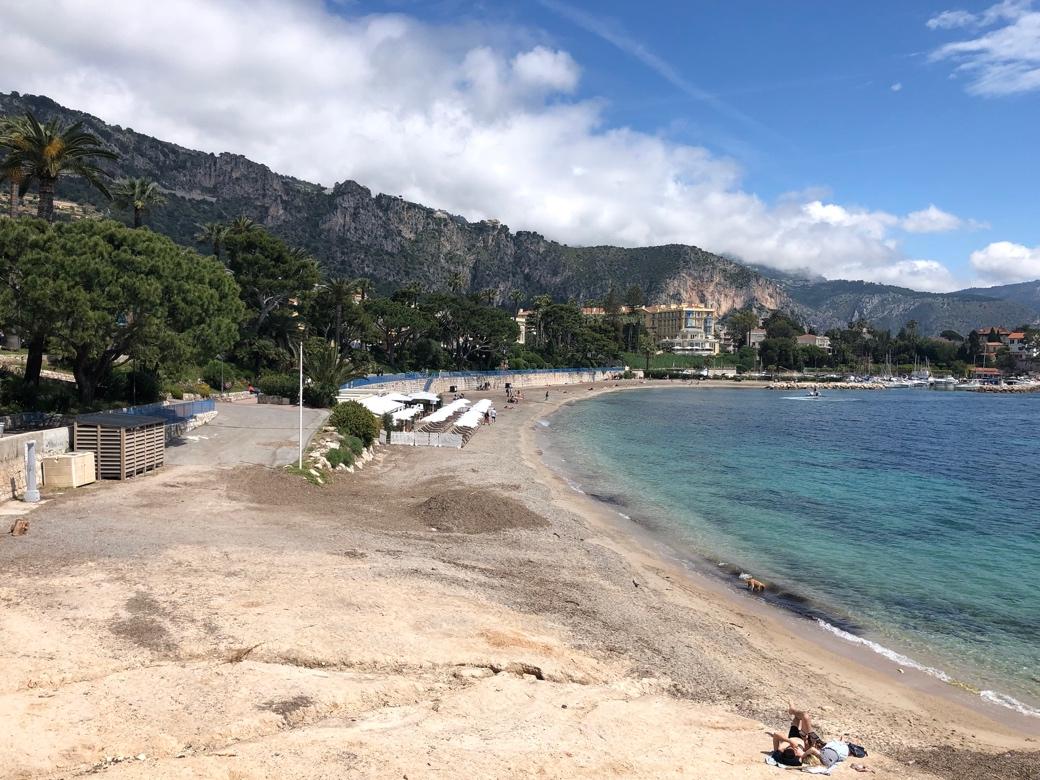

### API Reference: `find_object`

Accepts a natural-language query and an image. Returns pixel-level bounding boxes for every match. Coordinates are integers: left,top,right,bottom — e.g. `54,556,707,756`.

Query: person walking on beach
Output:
545,390,549,401
490,408,497,424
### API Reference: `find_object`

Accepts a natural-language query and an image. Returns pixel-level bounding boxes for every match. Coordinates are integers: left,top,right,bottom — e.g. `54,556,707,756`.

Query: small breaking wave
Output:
536,418,551,427
817,620,1040,719
980,690,1040,719
815,619,952,682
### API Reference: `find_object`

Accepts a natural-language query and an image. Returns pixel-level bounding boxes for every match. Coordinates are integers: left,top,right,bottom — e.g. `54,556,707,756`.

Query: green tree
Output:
995,346,1017,373
0,113,116,221
353,277,373,303
8,220,243,405
623,284,645,310
227,216,262,235
194,221,229,262
224,228,321,338
939,330,963,342
0,117,26,218
364,297,432,367
0,217,55,392
763,311,803,340
303,338,368,406
424,294,518,369
509,289,524,315
448,271,464,294
758,337,801,372
637,332,656,372
111,177,166,228
726,308,760,350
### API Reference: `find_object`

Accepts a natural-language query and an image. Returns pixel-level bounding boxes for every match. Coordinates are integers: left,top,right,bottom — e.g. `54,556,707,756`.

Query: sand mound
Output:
416,489,548,534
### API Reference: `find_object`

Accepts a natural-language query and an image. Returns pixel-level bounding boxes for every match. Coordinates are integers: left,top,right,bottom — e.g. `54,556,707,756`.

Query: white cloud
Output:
928,1,1040,95
970,241,1040,283
890,82,903,91
512,46,580,93
862,260,961,292
0,0,972,292
902,204,962,233
927,10,978,30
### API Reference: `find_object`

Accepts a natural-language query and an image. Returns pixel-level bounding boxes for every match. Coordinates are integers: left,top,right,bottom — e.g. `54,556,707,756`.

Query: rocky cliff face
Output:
3,91,1037,334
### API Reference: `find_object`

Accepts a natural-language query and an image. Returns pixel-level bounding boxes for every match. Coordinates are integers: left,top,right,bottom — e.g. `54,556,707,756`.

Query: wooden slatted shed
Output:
74,413,166,481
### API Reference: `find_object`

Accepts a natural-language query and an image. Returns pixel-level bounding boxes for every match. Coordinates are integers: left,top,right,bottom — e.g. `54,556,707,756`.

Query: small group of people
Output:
506,387,525,404
482,407,497,425
767,705,871,772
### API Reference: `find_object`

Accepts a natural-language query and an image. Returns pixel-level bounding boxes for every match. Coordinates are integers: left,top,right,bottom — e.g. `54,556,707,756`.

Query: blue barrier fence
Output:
344,367,624,390
111,399,215,424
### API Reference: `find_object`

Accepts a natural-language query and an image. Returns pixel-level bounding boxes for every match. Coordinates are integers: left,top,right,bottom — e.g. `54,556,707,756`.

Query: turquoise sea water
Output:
539,387,1040,718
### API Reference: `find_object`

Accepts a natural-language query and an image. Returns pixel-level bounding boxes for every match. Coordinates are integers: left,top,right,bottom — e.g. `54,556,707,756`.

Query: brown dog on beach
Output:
746,578,765,593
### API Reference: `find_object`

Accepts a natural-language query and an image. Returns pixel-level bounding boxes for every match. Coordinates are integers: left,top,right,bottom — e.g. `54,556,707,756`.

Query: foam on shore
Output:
816,619,1040,719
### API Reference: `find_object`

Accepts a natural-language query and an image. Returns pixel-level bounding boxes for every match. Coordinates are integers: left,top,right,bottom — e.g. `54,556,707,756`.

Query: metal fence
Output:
110,399,216,424
345,367,623,391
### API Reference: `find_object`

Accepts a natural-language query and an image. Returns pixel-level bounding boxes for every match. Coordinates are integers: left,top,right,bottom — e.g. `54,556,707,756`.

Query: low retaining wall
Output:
378,430,465,448
345,368,621,398
0,427,70,503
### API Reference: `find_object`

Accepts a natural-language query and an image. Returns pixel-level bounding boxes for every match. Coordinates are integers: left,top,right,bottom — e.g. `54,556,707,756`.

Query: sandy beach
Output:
0,383,1036,779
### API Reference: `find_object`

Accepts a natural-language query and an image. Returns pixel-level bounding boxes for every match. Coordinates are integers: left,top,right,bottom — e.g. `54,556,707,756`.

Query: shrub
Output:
329,401,379,446
303,382,337,408
257,372,298,402
326,446,355,468
193,382,212,398
344,435,365,456
201,359,239,392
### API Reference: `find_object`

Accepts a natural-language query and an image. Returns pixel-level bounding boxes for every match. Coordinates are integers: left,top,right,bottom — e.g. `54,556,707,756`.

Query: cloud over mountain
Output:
0,0,979,291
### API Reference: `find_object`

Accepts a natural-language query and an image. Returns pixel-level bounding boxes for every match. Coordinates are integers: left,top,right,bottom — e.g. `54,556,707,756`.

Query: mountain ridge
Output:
2,91,1037,336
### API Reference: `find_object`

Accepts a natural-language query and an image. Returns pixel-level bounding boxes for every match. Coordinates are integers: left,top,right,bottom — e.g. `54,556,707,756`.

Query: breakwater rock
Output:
766,382,886,391
976,384,1040,393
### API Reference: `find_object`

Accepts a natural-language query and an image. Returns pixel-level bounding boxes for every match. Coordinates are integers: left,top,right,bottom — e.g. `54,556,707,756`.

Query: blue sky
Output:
360,0,1039,288
2,0,1038,290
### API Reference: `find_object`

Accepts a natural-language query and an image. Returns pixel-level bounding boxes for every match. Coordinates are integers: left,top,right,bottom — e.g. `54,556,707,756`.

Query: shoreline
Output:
514,379,1040,736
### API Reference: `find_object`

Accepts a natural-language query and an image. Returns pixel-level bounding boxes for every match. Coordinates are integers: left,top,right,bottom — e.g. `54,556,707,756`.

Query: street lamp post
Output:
289,297,305,470
298,338,304,470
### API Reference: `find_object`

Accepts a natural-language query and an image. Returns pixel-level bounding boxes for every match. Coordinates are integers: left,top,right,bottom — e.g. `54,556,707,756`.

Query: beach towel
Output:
764,755,833,774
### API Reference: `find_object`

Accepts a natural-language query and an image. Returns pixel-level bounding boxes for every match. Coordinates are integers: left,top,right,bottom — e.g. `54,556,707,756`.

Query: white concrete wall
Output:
0,427,70,503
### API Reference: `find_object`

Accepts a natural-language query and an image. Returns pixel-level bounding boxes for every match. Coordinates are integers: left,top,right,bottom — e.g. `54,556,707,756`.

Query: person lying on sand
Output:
767,730,807,767
779,704,867,772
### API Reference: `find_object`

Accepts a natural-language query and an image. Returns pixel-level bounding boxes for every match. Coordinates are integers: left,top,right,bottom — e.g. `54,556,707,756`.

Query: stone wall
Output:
0,427,70,503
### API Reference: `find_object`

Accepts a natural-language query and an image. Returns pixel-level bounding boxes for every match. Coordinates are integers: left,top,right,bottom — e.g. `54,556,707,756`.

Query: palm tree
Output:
0,118,26,217
509,289,524,315
0,112,116,221
325,278,356,349
353,277,373,303
111,177,166,228
227,215,262,235
305,339,368,394
194,221,229,261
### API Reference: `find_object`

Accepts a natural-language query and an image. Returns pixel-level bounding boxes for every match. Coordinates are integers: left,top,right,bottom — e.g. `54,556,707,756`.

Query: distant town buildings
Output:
514,309,532,345
747,328,767,347
514,302,722,356
640,304,719,356
796,333,832,352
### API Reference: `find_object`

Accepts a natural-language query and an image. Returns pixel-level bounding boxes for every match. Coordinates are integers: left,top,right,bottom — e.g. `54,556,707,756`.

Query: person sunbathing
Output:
767,731,806,767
